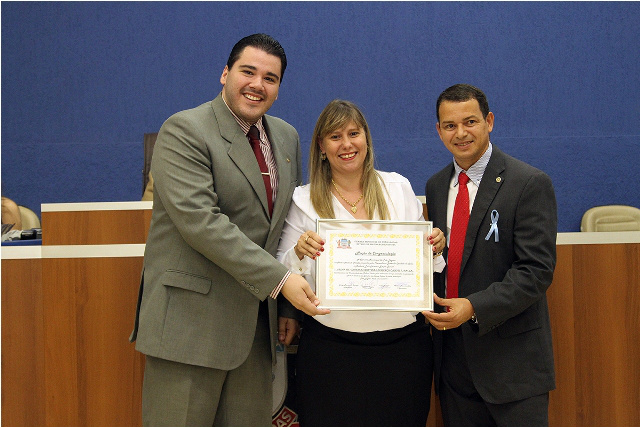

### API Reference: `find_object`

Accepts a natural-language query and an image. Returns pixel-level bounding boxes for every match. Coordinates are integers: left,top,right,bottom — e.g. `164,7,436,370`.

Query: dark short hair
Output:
226,33,287,82
436,84,490,121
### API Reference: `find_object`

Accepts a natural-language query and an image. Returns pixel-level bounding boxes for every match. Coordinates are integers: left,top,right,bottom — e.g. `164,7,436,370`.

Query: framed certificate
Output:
315,219,434,311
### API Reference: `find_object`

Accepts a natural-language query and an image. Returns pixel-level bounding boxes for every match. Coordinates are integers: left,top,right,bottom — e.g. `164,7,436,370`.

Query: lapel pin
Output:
496,177,502,183
286,158,290,163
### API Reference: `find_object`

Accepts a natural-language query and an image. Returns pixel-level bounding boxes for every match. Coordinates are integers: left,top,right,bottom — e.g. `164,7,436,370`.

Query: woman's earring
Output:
320,152,327,160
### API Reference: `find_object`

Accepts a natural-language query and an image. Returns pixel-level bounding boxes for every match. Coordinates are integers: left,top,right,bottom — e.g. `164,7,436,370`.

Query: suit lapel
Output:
433,165,454,228
214,95,271,218
432,166,454,303
461,147,506,271
263,118,291,229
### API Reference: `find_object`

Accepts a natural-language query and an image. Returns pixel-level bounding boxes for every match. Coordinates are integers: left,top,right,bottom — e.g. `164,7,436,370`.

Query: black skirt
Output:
295,314,433,427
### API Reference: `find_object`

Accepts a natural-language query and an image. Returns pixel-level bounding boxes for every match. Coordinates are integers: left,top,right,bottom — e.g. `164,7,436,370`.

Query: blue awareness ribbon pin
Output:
485,210,499,242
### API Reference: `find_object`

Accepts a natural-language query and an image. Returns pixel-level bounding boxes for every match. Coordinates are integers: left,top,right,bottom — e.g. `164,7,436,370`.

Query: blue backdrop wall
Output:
2,1,639,231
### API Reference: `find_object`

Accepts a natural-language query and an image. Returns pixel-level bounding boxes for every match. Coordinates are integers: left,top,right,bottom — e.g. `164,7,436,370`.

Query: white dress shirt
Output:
277,171,444,332
446,143,493,244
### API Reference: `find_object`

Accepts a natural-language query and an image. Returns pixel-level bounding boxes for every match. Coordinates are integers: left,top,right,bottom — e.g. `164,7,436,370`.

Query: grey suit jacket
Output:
131,94,302,370
425,146,557,404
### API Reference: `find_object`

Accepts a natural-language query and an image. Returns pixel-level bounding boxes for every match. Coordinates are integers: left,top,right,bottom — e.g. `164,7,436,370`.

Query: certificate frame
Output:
315,218,434,311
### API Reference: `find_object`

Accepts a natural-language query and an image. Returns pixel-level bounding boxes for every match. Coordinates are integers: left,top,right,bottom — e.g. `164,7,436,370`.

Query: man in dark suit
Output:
423,84,557,427
130,34,328,427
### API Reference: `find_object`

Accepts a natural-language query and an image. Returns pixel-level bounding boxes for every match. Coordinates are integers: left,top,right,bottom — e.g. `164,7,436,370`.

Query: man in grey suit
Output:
423,84,557,427
130,34,329,427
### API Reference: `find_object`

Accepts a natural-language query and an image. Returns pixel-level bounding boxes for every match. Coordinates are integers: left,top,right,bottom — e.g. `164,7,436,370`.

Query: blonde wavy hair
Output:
309,100,390,220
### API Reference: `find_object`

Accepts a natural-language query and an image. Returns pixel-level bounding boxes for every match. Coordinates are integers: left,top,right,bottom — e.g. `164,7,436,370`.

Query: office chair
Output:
580,205,640,232
142,132,158,197
18,205,41,229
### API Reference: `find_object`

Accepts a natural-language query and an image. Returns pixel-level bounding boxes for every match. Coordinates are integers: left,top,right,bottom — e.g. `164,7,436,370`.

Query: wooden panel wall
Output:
41,257,145,427
41,209,152,245
547,243,640,426
1,258,45,427
2,206,639,427
547,245,577,427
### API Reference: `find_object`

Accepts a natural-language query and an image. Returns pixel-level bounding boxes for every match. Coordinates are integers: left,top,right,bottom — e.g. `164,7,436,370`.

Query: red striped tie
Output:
447,172,470,299
247,126,273,217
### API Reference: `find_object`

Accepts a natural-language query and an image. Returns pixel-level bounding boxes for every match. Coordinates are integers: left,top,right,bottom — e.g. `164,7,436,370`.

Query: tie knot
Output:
247,126,260,145
458,172,470,186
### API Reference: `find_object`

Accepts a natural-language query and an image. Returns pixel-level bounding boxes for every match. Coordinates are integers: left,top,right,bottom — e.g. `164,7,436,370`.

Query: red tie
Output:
447,172,470,299
247,125,273,217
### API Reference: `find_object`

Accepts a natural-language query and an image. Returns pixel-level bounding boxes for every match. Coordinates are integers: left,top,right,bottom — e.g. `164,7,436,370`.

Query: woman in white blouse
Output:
277,100,445,427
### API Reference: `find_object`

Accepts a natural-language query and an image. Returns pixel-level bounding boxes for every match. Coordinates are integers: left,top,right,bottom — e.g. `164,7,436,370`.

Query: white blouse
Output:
276,171,445,333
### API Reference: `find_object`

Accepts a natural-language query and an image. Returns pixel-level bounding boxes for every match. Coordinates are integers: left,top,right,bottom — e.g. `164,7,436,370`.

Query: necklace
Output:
331,179,364,213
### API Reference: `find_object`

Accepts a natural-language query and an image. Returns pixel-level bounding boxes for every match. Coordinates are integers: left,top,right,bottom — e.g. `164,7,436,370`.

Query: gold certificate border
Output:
316,219,434,311
327,231,422,299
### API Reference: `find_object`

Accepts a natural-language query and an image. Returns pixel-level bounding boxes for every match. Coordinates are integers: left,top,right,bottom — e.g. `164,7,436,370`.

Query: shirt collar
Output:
220,92,265,138
453,142,493,186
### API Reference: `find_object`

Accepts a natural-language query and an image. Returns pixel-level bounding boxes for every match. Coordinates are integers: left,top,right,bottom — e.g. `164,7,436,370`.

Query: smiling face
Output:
220,46,282,124
436,99,494,170
319,120,368,179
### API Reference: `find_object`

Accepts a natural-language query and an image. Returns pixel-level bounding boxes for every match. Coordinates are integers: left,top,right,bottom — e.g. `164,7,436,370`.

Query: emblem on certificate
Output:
315,219,434,311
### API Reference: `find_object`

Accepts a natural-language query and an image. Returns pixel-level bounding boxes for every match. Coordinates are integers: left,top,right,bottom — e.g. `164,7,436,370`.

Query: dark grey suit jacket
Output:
426,146,557,404
131,94,302,370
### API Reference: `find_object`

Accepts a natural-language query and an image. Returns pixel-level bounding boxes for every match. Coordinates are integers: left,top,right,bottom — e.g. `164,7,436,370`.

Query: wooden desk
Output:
2,203,639,427
2,246,45,427
2,202,150,427
548,232,640,427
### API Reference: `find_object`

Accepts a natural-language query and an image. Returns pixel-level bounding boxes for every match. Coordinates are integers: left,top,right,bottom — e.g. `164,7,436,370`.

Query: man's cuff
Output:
270,270,291,299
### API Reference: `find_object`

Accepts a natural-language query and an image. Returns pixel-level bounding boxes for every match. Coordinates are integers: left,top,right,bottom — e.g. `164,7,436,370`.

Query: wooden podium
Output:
2,202,151,427
2,202,639,427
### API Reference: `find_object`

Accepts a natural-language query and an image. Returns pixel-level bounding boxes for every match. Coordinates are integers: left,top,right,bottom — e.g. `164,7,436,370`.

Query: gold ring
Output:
304,235,309,244
442,326,446,331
